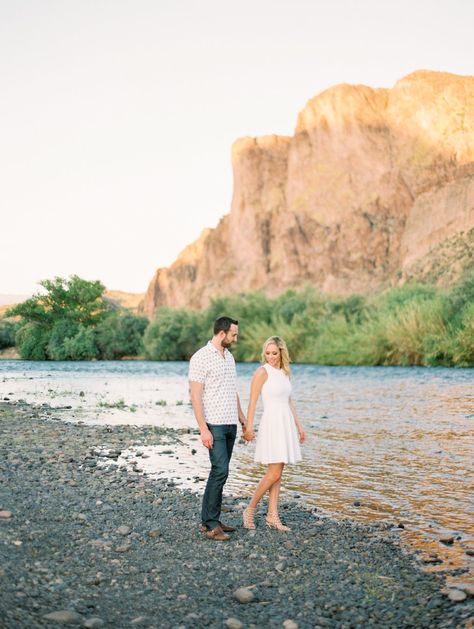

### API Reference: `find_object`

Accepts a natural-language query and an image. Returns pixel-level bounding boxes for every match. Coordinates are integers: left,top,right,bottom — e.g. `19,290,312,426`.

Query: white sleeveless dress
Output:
254,363,302,464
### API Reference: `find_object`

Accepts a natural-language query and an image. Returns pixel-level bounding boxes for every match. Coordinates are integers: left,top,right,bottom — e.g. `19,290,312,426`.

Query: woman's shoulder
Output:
253,365,269,379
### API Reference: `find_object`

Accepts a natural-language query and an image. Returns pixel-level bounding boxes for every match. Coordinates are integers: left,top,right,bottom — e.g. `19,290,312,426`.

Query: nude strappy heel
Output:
242,506,256,529
265,511,291,532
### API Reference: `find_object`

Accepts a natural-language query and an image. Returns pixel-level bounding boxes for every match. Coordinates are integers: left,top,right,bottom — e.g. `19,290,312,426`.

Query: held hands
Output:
243,428,256,442
240,418,254,442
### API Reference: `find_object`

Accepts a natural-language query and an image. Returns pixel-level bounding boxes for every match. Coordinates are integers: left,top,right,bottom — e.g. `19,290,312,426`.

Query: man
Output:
189,316,246,541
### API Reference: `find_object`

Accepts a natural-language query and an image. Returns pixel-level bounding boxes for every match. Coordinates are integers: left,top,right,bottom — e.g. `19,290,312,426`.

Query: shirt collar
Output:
207,340,229,357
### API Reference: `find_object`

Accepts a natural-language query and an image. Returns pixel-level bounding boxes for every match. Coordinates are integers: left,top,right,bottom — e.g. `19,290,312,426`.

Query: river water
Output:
1,360,473,584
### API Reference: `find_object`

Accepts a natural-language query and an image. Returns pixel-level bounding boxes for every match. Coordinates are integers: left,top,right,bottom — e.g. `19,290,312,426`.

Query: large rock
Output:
142,70,474,316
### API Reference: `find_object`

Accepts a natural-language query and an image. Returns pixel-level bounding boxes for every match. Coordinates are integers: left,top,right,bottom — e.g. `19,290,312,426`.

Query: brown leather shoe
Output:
200,523,236,533
205,526,230,541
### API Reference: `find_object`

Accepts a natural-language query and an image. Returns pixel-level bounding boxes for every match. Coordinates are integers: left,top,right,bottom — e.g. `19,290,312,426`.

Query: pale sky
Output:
1,0,473,296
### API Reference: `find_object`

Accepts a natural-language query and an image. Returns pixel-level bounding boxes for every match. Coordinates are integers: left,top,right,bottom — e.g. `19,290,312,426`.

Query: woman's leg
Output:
268,466,284,515
266,464,290,531
243,463,284,529
248,463,283,508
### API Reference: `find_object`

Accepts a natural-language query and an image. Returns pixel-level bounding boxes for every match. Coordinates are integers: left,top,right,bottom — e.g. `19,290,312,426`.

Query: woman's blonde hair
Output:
261,336,291,376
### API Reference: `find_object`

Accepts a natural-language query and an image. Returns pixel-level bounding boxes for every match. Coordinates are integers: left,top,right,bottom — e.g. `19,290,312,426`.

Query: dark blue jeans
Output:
201,423,237,530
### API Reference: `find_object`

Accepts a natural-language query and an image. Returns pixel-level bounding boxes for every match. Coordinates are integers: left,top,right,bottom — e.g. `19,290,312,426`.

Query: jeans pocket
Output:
208,424,226,437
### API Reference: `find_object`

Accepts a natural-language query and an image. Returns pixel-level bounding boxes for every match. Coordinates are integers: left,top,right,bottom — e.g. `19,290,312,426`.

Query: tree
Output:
0,319,19,349
9,275,108,326
96,311,148,359
9,275,107,360
144,308,205,360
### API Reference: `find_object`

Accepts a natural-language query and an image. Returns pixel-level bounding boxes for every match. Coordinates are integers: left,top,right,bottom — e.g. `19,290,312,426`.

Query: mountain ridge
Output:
143,69,474,318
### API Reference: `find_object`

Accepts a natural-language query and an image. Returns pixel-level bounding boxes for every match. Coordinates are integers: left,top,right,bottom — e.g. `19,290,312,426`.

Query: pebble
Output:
233,587,255,604
148,529,161,538
114,544,131,553
43,609,84,624
0,510,12,519
447,589,467,602
224,618,244,629
116,525,132,536
283,620,298,629
440,535,455,545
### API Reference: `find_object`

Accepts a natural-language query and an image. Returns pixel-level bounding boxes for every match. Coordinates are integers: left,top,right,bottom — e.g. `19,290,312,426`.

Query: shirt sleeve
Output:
188,352,207,383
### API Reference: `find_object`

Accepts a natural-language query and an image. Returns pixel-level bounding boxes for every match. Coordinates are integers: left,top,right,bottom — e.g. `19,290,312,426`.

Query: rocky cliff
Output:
143,70,474,317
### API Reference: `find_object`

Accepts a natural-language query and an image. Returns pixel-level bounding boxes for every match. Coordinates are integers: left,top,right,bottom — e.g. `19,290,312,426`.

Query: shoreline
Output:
1,353,474,368
1,401,473,628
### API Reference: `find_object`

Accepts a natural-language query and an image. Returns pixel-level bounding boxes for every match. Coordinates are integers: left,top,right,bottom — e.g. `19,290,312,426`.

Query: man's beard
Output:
221,337,233,349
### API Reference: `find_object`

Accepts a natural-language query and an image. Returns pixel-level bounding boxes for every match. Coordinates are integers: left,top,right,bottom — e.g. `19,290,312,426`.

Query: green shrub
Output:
15,323,50,360
449,303,474,367
47,319,81,360
445,268,474,325
382,298,448,365
206,291,274,326
0,319,19,349
144,308,205,360
96,311,148,359
233,316,300,362
61,325,98,360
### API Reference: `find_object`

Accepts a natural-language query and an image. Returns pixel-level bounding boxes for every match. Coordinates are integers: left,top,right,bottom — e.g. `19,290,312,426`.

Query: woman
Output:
243,336,305,531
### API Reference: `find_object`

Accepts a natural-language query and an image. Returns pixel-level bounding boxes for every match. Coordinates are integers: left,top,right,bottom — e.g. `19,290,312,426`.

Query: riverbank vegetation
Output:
1,271,473,366
143,271,474,367
4,276,148,360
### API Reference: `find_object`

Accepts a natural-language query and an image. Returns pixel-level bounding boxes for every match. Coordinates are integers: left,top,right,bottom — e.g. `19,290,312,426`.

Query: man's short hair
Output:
214,316,238,335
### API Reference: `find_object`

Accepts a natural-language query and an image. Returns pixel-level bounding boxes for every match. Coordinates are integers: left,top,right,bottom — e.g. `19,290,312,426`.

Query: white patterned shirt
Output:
188,341,238,425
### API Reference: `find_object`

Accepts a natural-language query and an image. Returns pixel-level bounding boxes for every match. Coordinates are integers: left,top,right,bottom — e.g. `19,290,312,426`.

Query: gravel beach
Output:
1,400,472,629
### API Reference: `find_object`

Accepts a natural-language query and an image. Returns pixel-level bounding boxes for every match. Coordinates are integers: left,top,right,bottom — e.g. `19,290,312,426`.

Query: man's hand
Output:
200,426,214,449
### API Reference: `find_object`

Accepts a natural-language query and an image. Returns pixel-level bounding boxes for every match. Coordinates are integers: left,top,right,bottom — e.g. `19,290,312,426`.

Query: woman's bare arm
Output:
244,367,267,440
289,398,306,444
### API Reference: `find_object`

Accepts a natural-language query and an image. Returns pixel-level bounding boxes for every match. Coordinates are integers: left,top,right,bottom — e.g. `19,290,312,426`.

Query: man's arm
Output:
189,381,213,449
237,394,246,430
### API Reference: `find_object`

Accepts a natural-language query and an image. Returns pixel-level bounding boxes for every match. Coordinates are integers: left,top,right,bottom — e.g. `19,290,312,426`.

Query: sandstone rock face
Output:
104,290,145,314
142,70,474,317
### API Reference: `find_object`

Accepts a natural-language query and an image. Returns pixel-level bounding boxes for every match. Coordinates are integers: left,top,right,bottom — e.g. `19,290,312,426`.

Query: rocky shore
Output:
1,400,472,628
